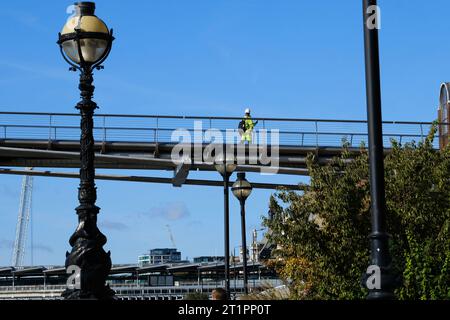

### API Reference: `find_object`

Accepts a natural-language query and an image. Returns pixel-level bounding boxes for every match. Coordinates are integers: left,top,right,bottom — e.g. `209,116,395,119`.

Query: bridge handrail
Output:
0,111,443,148
0,111,443,126
0,279,281,293
0,123,436,139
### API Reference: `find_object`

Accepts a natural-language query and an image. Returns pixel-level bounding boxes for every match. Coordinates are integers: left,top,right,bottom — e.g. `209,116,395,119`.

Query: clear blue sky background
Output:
0,0,449,266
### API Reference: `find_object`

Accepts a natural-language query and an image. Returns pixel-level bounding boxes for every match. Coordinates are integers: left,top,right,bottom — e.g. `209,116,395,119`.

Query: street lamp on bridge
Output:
57,1,115,299
214,153,236,299
231,172,253,295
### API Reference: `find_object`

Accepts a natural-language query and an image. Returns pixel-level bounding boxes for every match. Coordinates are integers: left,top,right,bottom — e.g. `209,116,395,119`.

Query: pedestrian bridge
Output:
0,111,439,189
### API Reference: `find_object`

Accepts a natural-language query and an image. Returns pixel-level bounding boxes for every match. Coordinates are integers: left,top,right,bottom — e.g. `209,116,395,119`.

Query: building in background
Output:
193,256,224,263
138,248,181,267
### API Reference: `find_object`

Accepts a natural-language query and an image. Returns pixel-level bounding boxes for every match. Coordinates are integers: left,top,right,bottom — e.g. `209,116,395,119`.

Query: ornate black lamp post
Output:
57,1,115,299
214,153,236,299
231,172,252,295
362,0,396,299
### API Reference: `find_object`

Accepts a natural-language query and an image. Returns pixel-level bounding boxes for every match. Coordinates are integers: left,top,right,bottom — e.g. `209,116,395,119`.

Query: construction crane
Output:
165,224,176,248
11,170,34,267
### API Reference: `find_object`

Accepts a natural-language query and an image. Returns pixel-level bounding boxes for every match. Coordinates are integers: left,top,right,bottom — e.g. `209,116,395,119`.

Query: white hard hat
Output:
245,108,251,114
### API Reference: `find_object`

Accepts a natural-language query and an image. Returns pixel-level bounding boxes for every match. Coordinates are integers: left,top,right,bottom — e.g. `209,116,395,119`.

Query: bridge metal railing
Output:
0,280,281,299
0,111,442,148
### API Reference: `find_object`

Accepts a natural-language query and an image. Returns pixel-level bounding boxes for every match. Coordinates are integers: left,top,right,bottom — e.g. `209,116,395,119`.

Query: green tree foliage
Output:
263,127,450,299
184,292,210,300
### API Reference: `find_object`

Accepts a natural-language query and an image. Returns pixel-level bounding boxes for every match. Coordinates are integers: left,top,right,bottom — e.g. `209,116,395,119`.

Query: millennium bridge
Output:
0,111,439,189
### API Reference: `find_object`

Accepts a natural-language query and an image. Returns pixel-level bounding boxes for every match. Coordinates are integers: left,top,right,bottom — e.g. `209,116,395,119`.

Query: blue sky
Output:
1,0,449,266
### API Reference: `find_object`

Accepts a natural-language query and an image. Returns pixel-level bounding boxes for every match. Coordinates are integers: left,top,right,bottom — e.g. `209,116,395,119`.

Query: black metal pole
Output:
362,0,395,299
233,247,237,295
223,172,231,299
62,69,114,300
240,199,249,295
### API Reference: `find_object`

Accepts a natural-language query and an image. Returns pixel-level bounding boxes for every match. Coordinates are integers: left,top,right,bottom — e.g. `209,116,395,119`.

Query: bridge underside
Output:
0,140,371,170
0,140,387,189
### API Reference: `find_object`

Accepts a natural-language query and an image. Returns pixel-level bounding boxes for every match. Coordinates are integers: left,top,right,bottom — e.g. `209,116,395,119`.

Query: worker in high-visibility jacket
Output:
240,108,258,143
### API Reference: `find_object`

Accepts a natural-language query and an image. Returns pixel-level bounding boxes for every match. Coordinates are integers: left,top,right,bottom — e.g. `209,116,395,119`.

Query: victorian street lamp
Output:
231,172,252,295
57,1,115,300
362,0,396,299
214,153,236,299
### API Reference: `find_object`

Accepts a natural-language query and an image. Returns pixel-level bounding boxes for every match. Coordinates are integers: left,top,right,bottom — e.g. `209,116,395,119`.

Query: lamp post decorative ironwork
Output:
214,153,236,299
57,1,115,299
231,172,253,295
362,0,396,299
